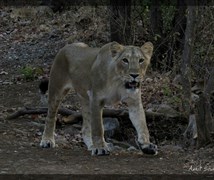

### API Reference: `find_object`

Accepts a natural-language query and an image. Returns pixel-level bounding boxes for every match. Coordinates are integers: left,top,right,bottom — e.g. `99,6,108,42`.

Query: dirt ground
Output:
0,83,214,177
0,6,214,178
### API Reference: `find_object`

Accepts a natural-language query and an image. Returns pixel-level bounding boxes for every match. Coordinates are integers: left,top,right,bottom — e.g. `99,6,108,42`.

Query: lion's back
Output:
55,43,100,97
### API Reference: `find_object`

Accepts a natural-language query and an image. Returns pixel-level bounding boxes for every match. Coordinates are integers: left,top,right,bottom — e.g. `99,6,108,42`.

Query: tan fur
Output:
40,41,155,155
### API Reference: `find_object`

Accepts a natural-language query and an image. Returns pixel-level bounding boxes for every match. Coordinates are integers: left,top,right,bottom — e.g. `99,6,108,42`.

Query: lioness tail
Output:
39,79,49,106
39,79,49,95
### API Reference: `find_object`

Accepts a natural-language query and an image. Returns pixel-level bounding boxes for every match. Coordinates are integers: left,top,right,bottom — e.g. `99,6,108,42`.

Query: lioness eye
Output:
139,58,144,64
122,58,129,64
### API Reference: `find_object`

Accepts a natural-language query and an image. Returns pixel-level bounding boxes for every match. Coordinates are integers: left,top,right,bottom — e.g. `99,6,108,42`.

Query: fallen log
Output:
6,107,187,124
6,107,79,120
6,107,128,120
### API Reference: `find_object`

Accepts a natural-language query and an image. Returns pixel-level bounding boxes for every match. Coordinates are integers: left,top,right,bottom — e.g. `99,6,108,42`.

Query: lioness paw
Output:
91,148,110,156
40,139,55,148
138,143,158,155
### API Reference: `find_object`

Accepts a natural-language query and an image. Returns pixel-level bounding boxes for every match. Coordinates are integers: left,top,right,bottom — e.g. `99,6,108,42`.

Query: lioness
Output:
40,42,158,155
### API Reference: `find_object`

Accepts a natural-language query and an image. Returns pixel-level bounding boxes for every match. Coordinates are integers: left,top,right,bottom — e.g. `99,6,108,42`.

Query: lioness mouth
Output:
125,81,140,89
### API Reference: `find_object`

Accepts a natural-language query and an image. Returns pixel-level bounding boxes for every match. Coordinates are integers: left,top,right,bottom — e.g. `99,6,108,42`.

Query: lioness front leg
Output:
80,99,93,150
90,99,110,156
127,96,158,155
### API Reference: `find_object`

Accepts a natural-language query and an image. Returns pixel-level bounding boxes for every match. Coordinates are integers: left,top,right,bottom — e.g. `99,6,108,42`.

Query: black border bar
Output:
0,174,214,180
0,0,213,6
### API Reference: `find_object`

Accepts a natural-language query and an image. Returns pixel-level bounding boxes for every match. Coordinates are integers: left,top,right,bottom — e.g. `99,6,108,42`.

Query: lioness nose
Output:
130,74,139,79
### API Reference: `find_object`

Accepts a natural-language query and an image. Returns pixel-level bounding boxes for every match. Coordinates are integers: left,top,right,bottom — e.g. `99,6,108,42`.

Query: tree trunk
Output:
109,0,132,44
150,0,163,38
181,5,196,117
149,0,163,70
195,94,212,147
204,68,214,133
196,68,214,147
181,5,197,146
172,0,187,50
168,0,187,70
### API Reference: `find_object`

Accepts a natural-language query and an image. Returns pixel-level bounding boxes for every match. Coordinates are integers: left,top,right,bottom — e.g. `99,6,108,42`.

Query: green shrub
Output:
20,66,44,81
20,66,35,81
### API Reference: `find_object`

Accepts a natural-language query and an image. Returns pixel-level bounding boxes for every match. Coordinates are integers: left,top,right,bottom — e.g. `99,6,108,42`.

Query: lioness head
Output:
110,42,153,90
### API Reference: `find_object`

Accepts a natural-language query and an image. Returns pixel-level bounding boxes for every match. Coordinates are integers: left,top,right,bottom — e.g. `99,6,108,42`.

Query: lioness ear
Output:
141,42,154,59
110,41,124,57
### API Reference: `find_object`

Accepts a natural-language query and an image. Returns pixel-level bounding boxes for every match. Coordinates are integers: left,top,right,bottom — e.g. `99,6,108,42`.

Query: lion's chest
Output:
101,86,121,105
104,87,140,105
87,86,122,106
104,92,121,106
99,86,135,106
87,83,140,106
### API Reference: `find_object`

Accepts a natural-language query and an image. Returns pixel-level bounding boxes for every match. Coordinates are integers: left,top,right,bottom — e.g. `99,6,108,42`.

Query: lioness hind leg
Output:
127,97,158,155
40,79,70,148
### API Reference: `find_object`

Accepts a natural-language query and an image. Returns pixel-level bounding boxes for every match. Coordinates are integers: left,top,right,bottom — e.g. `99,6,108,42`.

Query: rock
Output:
55,134,68,145
183,114,197,139
160,145,184,152
64,126,80,136
0,71,8,75
35,131,42,136
107,139,133,149
35,6,53,17
145,77,153,83
72,124,82,130
103,118,120,138
10,6,53,19
104,118,119,131
39,24,50,32
40,94,48,106
127,146,138,152
147,104,180,118
191,93,199,103
6,108,16,113
112,145,123,151
94,168,100,171
172,74,182,85
2,81,13,85
191,80,204,93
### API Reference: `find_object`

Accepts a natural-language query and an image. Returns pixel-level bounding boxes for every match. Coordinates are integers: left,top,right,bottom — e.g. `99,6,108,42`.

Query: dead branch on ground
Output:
6,106,187,125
